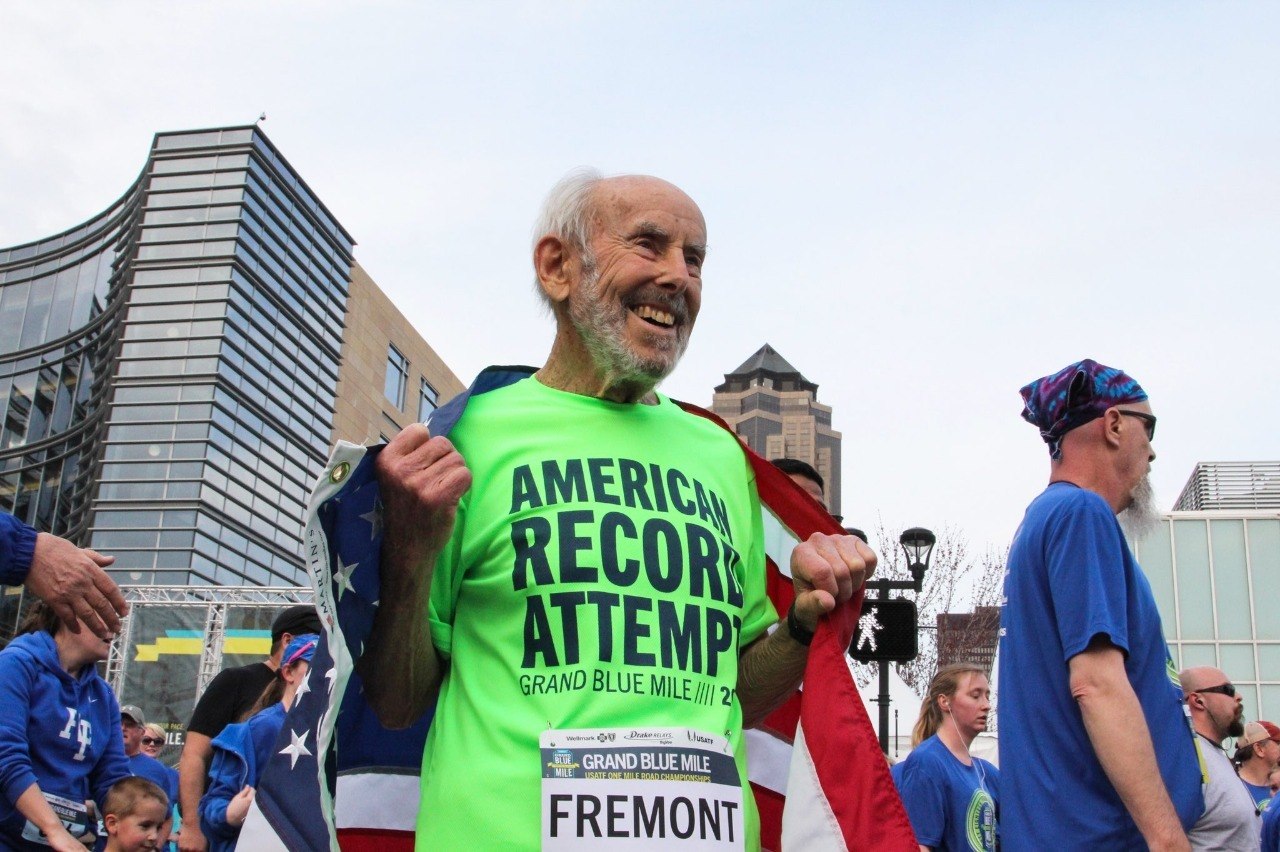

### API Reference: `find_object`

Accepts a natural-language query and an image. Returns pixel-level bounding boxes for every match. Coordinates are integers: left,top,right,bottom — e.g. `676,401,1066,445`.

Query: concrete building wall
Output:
331,262,464,446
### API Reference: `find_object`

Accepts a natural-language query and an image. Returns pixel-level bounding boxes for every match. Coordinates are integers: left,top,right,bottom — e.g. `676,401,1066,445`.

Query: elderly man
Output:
360,171,872,850
999,360,1203,850
1235,720,1280,812
1180,668,1260,847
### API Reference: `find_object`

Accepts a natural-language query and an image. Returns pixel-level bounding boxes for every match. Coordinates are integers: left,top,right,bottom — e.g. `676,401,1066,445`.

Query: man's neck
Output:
1195,725,1224,747
537,348,660,405
1239,759,1271,785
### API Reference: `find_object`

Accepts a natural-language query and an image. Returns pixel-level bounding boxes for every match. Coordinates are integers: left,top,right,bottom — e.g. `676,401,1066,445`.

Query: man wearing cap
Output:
177,605,321,852
999,359,1203,850
1235,720,1280,812
120,706,178,807
1180,667,1259,846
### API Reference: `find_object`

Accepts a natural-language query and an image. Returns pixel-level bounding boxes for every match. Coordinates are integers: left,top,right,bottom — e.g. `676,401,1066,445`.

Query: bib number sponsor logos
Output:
21,792,90,845
541,727,743,850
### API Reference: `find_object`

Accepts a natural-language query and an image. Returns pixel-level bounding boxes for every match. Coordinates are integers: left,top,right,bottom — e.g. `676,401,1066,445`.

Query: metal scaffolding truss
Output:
104,585,313,702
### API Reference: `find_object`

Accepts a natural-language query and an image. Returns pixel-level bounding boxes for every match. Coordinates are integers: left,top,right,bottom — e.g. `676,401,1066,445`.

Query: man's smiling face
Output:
567,176,706,385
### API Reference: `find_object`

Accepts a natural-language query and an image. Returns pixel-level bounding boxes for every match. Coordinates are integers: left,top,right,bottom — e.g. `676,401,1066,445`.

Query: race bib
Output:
541,727,744,850
21,791,90,846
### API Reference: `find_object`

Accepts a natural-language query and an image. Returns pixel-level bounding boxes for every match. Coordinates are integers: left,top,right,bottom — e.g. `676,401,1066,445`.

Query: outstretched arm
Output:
737,532,873,727
358,424,471,729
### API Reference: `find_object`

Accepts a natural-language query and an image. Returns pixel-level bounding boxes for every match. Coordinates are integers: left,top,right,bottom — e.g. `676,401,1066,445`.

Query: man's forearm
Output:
359,543,443,729
736,623,808,728
178,734,212,822
1072,652,1190,851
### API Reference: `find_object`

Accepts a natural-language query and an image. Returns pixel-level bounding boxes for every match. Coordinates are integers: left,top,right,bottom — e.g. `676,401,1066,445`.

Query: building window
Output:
384,345,408,409
418,378,439,422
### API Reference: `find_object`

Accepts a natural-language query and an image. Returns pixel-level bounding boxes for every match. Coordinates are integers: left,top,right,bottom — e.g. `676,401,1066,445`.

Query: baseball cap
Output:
271,605,322,642
120,705,146,726
282,633,319,667
1238,720,1280,747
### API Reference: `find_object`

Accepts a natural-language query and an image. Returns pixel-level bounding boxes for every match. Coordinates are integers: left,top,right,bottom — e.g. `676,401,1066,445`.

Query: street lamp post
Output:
864,527,936,754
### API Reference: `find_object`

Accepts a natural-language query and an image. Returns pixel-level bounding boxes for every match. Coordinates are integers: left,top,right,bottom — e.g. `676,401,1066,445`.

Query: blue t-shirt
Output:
1262,798,1280,852
891,735,998,851
998,483,1203,850
1243,779,1272,813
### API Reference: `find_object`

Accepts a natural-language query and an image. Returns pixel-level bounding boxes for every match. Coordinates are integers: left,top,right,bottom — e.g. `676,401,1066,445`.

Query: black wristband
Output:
786,601,814,647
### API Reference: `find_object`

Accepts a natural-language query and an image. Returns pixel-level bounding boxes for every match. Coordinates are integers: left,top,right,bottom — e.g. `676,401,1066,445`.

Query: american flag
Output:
236,366,916,851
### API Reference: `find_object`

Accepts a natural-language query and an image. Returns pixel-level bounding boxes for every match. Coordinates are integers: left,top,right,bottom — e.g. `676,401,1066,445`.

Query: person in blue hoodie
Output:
0,599,131,851
198,633,316,852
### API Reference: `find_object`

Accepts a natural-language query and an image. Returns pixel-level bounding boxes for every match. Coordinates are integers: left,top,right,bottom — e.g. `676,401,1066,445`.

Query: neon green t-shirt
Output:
416,377,777,850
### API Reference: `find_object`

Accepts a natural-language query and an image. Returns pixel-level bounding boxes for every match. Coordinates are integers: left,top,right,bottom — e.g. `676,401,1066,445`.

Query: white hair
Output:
531,168,604,309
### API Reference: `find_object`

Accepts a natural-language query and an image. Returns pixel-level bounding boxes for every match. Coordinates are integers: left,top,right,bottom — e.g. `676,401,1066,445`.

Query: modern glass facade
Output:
1133,511,1280,721
1,126,354,590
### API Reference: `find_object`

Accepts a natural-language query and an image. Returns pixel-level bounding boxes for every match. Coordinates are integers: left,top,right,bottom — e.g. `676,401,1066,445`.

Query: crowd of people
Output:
0,172,1278,852
0,516,322,852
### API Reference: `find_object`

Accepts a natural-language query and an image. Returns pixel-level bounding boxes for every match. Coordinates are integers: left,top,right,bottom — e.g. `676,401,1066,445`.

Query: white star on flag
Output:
333,555,357,600
279,729,312,769
358,506,382,539
294,672,311,701
325,667,337,694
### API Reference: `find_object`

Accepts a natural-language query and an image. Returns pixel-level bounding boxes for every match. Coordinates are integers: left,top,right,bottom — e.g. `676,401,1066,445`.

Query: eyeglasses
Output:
140,737,165,746
1118,410,1157,441
1193,683,1237,698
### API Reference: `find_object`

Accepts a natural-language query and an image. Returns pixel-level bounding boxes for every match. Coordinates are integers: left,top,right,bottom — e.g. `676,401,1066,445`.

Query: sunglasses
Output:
1118,410,1157,441
140,737,166,746
1193,683,1236,698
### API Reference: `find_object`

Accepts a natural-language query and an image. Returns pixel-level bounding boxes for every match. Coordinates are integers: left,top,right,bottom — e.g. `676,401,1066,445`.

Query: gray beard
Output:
1119,474,1160,540
567,264,689,387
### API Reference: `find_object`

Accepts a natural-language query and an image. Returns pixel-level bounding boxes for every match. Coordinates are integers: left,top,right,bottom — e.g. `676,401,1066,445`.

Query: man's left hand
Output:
789,532,875,631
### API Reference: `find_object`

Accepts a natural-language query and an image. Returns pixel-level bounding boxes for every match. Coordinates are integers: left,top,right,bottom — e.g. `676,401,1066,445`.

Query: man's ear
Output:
1101,408,1125,448
534,235,574,306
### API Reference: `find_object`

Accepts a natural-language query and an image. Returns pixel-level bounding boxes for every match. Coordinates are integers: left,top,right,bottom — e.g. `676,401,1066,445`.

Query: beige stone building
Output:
332,263,465,446
710,344,843,516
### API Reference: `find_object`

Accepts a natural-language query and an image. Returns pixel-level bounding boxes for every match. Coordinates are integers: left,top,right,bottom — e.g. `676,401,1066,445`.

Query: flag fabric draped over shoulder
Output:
239,366,916,852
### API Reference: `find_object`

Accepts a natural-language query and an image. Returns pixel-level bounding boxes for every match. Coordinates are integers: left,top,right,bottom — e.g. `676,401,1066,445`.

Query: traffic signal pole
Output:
860,575,924,755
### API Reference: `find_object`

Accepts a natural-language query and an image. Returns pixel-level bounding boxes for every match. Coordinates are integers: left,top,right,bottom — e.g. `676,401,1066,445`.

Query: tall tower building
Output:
710,344,843,516
0,126,462,604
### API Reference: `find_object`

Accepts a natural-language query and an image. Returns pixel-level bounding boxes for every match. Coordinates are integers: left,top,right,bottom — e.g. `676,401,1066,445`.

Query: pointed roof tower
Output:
716,343,818,394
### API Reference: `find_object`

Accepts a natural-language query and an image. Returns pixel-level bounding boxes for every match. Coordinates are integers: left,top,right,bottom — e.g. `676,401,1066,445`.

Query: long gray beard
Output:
1119,475,1161,540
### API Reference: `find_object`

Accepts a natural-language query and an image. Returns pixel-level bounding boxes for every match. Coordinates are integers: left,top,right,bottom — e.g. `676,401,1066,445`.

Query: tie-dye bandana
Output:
1020,359,1147,459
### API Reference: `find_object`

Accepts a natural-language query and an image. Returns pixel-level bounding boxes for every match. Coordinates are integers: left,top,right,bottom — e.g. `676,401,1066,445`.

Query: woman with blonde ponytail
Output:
891,663,1000,851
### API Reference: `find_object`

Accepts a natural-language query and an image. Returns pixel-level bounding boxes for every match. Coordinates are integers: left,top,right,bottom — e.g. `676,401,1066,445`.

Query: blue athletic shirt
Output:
891,735,998,851
1243,779,1271,813
998,483,1203,850
1263,797,1280,852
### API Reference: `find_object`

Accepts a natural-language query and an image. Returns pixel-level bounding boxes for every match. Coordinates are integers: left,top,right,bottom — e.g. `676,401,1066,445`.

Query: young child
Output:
102,777,170,852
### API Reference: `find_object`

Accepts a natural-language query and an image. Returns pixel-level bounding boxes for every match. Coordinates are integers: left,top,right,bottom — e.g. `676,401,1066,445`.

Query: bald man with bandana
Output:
998,359,1204,851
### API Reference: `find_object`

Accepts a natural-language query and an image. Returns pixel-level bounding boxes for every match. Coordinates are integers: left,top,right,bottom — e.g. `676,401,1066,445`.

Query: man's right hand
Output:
25,533,127,640
374,424,472,573
361,425,470,728
177,821,208,852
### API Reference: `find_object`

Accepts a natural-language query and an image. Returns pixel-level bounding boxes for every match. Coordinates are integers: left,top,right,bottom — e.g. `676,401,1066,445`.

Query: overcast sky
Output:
3,2,1277,563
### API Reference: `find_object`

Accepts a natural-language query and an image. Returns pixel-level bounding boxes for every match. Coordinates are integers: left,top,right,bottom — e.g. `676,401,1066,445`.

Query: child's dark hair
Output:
103,776,168,820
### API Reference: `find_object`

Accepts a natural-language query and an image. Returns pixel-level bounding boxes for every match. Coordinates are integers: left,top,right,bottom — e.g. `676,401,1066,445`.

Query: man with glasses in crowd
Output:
999,359,1204,850
1181,668,1260,847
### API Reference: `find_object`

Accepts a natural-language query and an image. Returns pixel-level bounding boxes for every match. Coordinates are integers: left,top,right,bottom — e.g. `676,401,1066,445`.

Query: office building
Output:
1132,461,1280,721
936,606,1000,674
0,126,462,615
710,344,843,516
